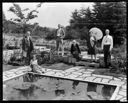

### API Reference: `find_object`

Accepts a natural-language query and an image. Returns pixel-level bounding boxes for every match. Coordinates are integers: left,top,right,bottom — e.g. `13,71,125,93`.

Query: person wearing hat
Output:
22,31,34,65
56,24,65,56
101,29,113,68
70,40,81,61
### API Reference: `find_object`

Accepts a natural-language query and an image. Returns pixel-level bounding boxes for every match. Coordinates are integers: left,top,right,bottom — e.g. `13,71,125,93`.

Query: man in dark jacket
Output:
70,40,81,61
22,31,34,65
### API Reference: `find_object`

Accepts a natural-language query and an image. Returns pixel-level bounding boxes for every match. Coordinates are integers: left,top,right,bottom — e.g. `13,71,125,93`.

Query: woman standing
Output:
88,33,97,62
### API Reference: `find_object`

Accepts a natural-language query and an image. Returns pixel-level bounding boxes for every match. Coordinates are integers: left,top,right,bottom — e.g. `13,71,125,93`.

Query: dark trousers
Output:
103,45,111,67
26,49,31,65
56,37,63,50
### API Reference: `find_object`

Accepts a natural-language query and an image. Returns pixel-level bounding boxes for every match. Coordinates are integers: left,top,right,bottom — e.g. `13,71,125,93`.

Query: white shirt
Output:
101,35,113,50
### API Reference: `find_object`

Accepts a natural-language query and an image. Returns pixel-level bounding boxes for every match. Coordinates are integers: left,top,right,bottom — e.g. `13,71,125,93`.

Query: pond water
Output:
3,73,116,100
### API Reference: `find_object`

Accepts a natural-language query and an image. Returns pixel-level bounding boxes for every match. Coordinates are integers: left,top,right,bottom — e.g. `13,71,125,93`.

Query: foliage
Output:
110,54,126,74
68,2,126,45
8,3,43,34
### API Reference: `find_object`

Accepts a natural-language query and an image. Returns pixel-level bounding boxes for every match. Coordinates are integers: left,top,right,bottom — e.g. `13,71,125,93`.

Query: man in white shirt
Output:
101,29,113,68
56,24,65,56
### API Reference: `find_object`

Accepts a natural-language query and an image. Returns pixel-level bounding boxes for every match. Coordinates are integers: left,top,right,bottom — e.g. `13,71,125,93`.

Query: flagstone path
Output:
3,66,127,101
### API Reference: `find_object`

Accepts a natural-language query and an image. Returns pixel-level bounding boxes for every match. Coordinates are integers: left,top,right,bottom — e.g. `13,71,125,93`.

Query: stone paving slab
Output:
65,66,82,71
63,72,72,76
76,69,86,73
53,72,65,77
92,77,102,83
3,73,25,83
109,80,125,86
78,73,92,78
14,70,26,74
82,71,93,74
3,66,127,101
44,68,52,72
86,69,95,72
52,69,63,72
101,78,111,84
120,97,127,102
121,84,126,90
71,72,83,76
115,95,124,100
84,76,96,81
92,74,113,79
113,77,122,81
44,70,55,74
64,74,79,79
118,90,126,97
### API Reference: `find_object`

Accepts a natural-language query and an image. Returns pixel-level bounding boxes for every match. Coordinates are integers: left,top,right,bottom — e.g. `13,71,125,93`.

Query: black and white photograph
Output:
2,1,127,101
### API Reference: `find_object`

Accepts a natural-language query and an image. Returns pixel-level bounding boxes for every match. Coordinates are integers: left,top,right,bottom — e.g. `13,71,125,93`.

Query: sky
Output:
3,2,94,28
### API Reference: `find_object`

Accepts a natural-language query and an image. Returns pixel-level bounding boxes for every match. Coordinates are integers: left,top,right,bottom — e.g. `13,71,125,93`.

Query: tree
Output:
68,2,126,45
8,3,43,34
92,2,126,45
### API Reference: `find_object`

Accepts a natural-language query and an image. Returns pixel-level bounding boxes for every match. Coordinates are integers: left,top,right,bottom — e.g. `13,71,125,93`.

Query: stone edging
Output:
3,66,127,101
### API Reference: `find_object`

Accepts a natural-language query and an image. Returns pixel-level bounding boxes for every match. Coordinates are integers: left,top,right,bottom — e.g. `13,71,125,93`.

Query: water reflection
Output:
3,73,116,100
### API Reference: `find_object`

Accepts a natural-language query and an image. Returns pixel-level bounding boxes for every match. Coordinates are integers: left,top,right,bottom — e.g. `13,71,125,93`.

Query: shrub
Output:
111,53,126,74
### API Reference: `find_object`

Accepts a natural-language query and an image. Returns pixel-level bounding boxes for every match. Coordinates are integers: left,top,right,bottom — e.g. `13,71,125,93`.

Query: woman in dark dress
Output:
70,40,81,61
88,33,97,62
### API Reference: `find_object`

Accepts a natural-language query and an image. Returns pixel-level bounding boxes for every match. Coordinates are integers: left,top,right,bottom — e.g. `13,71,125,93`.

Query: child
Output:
30,55,45,74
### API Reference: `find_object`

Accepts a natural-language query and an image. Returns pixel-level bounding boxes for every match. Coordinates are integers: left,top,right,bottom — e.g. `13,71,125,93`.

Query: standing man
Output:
22,31,34,65
101,29,113,68
56,24,65,56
